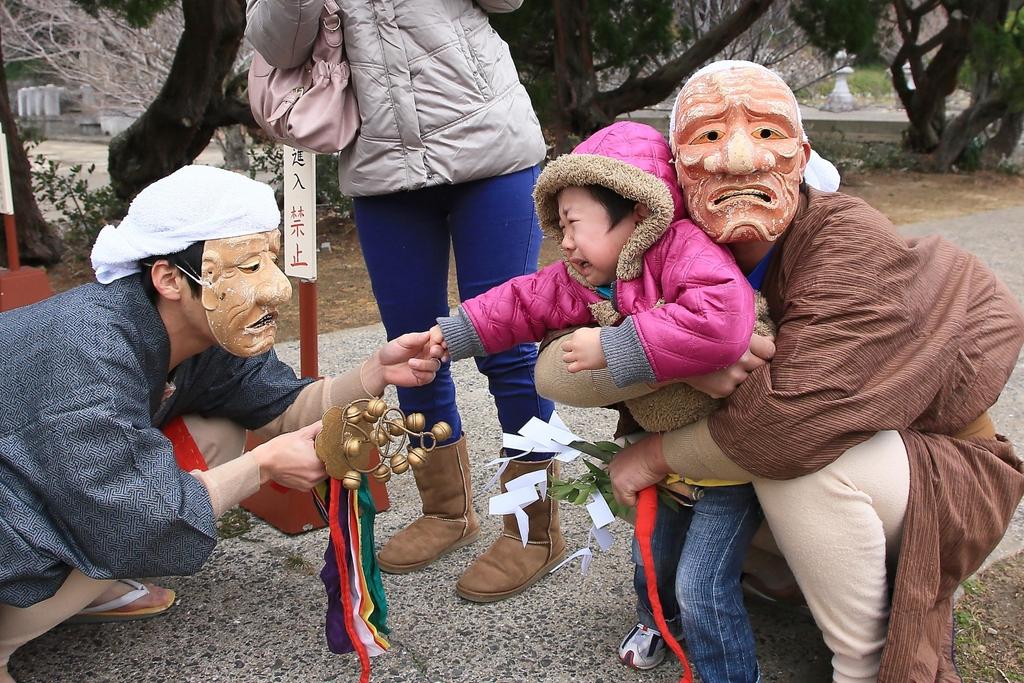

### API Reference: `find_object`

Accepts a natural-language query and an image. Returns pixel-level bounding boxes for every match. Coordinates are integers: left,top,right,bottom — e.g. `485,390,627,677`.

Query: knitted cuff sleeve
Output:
601,317,656,388
661,419,751,482
437,307,486,361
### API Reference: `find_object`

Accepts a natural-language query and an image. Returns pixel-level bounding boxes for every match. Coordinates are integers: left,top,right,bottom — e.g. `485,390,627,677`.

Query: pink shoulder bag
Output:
248,0,360,154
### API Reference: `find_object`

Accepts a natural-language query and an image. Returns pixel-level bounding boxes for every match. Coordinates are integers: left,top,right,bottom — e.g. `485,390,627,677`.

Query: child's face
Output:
557,186,638,286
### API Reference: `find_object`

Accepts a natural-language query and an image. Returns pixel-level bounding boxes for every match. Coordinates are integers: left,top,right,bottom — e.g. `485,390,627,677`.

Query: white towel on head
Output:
804,150,841,192
91,165,281,284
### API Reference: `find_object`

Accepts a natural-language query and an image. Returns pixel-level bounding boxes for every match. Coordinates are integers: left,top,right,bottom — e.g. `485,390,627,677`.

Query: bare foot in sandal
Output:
68,579,176,624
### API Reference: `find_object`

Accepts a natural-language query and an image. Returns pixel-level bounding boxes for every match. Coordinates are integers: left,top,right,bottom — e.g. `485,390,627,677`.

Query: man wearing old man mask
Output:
0,166,442,682
536,61,1024,681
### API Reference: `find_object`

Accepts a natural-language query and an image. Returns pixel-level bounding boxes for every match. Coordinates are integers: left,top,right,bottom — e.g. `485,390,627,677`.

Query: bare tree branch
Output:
1,0,252,118
1,0,182,114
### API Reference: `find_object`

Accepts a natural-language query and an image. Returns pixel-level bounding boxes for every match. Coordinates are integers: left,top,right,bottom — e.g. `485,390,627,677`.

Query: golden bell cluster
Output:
315,397,453,491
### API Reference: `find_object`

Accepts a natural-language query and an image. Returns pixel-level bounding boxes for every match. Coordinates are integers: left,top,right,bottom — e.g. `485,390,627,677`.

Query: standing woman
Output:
246,0,561,601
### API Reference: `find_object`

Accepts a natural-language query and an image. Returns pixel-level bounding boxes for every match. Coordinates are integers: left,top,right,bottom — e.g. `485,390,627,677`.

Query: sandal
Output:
741,572,810,614
66,579,176,625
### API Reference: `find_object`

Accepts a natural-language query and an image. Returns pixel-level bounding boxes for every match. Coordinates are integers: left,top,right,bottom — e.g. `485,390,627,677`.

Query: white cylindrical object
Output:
28,87,44,117
16,88,28,118
902,63,916,91
42,85,61,117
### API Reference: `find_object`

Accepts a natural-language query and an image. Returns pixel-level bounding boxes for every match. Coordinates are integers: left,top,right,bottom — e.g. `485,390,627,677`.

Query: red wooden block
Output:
0,266,53,312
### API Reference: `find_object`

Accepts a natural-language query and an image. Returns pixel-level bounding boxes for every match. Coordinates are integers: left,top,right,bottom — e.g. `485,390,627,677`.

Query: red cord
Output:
330,480,371,683
635,486,693,683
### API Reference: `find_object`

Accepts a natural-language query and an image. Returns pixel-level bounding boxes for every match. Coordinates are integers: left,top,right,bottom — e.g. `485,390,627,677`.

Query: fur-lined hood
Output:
533,121,685,284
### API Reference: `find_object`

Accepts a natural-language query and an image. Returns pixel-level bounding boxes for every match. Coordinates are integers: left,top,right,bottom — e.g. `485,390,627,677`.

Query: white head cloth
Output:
669,60,841,193
91,165,281,284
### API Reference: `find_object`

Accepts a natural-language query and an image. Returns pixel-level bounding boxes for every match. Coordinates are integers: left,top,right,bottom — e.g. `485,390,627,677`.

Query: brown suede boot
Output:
377,435,480,574
456,458,566,602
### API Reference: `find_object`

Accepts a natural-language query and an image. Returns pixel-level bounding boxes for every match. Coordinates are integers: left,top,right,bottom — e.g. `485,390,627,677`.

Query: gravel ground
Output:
10,206,1024,683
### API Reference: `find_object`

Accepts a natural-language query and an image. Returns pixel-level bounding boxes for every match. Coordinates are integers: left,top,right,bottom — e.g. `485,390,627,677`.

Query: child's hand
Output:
561,327,606,372
428,324,450,362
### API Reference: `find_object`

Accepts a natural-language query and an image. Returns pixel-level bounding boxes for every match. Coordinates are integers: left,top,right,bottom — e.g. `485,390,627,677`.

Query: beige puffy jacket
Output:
245,0,546,197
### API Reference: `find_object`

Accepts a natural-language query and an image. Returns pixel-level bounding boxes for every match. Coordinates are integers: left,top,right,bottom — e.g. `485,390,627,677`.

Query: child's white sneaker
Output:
617,623,666,670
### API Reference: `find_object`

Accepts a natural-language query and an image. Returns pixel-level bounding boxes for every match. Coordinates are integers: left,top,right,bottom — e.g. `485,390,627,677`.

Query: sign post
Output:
0,124,52,312
1,127,17,269
283,146,319,379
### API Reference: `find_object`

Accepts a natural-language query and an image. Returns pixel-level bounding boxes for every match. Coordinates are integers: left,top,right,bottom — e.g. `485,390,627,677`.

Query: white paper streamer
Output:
480,454,522,495
553,448,583,463
489,486,539,547
500,411,584,458
511,509,529,546
518,417,564,452
502,433,539,453
589,525,615,552
586,493,615,529
488,486,538,514
506,468,549,501
549,411,572,433
549,547,594,576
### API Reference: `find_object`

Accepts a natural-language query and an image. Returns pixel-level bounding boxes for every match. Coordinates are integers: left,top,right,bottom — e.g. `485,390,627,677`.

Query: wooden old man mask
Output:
671,62,812,244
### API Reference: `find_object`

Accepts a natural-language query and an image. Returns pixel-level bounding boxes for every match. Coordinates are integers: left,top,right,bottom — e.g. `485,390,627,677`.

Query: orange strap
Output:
162,416,209,472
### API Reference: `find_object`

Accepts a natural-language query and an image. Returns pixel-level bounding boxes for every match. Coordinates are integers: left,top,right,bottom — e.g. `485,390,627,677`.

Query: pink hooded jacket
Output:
438,122,755,387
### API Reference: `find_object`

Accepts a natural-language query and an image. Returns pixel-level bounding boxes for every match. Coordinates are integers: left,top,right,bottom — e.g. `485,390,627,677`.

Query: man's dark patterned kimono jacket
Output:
0,276,310,607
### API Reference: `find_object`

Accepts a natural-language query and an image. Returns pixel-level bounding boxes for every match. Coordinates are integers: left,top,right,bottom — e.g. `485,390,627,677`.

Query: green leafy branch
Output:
550,440,680,521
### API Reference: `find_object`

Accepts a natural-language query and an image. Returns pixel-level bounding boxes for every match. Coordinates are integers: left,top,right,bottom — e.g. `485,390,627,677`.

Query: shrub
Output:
809,135,926,172
27,142,125,262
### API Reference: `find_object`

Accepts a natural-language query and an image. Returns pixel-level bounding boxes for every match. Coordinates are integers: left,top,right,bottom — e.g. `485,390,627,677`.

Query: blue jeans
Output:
633,484,762,683
353,167,554,459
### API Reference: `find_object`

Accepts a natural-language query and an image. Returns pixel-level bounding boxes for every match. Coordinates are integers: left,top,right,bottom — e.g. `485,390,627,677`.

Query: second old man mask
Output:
671,64,811,244
198,230,292,358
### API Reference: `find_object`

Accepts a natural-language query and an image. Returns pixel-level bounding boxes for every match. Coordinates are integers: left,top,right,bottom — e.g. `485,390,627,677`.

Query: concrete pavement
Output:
10,204,1024,683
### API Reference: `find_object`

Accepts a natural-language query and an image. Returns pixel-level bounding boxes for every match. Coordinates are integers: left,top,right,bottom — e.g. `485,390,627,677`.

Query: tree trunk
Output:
891,9,970,153
217,125,250,172
933,96,1009,169
982,111,1024,168
551,0,598,150
926,0,1015,168
594,0,776,120
892,0,1010,155
107,0,252,201
0,27,63,266
548,0,776,143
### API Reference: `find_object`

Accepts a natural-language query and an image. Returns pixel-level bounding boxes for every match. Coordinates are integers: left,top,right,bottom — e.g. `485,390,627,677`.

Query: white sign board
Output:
0,130,14,215
283,145,316,280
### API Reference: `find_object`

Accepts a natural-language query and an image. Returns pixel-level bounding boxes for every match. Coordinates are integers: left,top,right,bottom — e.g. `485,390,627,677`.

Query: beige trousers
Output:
0,570,112,683
755,430,909,683
0,416,247,683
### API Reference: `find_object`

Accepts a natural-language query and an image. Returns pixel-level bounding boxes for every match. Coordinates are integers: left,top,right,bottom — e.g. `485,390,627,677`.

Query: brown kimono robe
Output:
707,189,1024,681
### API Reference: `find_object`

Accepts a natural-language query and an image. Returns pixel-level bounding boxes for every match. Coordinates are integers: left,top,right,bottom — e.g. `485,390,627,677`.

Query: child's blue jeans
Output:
633,484,762,682
353,167,554,459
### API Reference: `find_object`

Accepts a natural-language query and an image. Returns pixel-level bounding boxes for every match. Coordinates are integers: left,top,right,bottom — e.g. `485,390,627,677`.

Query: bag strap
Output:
323,0,342,24
316,0,344,53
